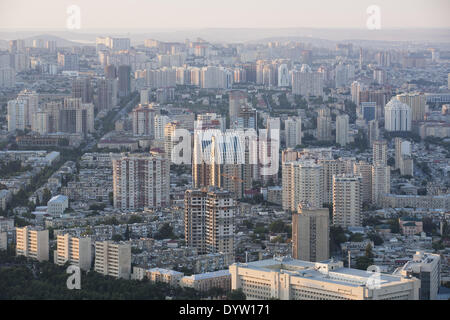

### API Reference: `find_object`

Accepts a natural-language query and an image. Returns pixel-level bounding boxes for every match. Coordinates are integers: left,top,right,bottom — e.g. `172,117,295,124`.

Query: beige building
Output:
16,226,49,262
180,270,231,293
372,140,387,167
396,92,426,122
333,174,363,228
292,205,329,262
94,241,131,279
230,257,420,300
54,234,92,271
282,160,324,211
372,165,390,204
111,152,170,210
353,161,372,204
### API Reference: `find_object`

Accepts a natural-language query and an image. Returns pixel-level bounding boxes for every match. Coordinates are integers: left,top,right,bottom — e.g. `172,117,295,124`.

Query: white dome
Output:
385,98,410,111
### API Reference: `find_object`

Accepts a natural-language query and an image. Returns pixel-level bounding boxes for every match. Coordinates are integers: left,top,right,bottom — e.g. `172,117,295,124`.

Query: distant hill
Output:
22,34,82,47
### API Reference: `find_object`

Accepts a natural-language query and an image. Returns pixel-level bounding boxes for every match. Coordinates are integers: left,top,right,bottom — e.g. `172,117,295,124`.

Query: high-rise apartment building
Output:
336,114,349,147
285,117,302,148
396,92,426,122
372,140,387,167
368,120,380,146
291,64,323,96
353,161,373,204
278,64,290,87
7,90,39,131
372,165,390,204
72,77,93,103
118,65,131,97
97,78,118,111
333,174,363,228
16,226,49,262
59,98,95,135
316,112,332,142
164,121,182,161
54,234,92,271
154,114,170,140
111,152,170,210
132,104,159,137
292,204,329,262
94,241,131,279
282,160,324,211
184,188,235,263
395,138,414,176
229,90,247,124
361,102,376,122
351,81,361,106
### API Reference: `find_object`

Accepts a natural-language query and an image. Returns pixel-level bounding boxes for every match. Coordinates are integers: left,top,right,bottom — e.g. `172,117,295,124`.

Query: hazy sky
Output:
1,0,449,30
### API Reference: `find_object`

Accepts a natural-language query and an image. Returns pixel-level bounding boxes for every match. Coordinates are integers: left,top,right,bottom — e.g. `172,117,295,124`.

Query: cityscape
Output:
0,0,449,305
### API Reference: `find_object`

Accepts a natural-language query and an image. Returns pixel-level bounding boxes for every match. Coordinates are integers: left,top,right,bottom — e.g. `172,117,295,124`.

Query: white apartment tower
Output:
333,174,363,228
285,117,302,148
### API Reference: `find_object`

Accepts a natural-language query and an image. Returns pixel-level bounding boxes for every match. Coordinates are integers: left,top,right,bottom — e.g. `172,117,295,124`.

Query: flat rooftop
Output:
234,257,411,288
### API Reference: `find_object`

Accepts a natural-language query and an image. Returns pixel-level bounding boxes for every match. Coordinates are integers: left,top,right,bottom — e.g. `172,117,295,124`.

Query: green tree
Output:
41,188,52,204
124,225,130,240
112,234,123,242
227,288,246,300
389,219,400,234
154,223,175,240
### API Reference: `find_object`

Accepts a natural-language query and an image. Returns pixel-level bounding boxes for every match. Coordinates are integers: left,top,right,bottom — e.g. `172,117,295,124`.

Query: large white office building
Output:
230,257,420,300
